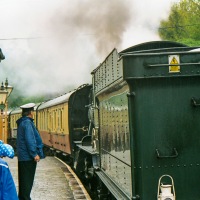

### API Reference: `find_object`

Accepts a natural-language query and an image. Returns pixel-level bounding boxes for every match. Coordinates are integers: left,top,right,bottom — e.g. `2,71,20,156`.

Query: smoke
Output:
50,0,132,55
0,0,179,99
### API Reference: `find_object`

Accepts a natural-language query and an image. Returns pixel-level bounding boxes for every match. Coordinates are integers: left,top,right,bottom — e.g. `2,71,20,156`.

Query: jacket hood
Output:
16,116,33,126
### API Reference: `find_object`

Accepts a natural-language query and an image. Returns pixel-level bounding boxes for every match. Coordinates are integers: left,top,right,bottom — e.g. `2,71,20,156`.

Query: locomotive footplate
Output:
76,144,97,155
74,143,99,174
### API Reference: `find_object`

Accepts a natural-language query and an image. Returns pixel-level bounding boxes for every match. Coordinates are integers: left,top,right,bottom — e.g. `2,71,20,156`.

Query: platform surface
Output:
5,156,75,200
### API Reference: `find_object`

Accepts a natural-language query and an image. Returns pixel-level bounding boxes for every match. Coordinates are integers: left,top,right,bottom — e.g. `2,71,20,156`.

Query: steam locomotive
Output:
8,41,200,199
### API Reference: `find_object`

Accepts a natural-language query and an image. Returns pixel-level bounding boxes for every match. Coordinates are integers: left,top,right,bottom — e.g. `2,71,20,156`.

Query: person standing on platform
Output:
0,140,18,200
16,103,45,200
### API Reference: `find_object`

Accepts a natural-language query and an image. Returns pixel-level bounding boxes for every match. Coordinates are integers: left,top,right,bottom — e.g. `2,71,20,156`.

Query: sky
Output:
0,0,180,97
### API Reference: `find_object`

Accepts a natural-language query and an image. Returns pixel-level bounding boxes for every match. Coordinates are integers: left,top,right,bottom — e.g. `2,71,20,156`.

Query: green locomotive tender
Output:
75,41,200,199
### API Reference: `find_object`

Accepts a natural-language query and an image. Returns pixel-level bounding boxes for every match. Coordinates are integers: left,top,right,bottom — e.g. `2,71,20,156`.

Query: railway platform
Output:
5,156,91,200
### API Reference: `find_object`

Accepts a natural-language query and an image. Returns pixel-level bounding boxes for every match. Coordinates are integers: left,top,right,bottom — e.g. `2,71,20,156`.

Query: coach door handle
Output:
74,126,88,132
156,148,178,158
191,97,200,107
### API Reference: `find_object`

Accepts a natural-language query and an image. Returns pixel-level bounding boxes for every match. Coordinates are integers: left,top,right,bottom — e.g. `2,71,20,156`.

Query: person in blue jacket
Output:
0,141,18,200
16,103,45,200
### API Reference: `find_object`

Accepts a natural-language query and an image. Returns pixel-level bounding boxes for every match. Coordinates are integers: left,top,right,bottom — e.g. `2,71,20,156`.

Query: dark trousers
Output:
18,160,37,200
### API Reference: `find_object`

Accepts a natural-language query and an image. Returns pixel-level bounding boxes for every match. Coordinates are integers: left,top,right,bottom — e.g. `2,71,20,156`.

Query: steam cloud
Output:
0,0,178,99
51,0,131,55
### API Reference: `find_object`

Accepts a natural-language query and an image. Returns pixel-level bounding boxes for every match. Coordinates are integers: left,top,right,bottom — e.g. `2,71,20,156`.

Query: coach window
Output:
52,111,54,131
14,116,16,127
13,116,15,128
38,112,40,129
41,112,43,130
42,112,44,129
11,117,15,127
38,113,40,129
60,110,63,129
56,110,57,130
58,109,60,131
39,112,41,130
47,112,48,130
44,112,46,130
53,110,56,131
43,111,44,130
39,113,41,129
49,111,51,131
49,112,51,131
51,111,53,131
54,110,56,131
52,110,54,131
46,110,48,130
43,111,45,130
40,111,44,130
11,116,13,127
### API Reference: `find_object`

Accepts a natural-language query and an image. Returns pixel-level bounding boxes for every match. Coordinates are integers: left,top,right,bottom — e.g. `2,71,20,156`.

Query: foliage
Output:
158,0,200,46
7,86,70,109
6,80,78,109
7,88,46,109
176,39,200,46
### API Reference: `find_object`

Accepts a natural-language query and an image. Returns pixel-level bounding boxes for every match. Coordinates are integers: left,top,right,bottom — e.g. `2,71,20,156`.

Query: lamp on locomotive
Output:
157,175,176,200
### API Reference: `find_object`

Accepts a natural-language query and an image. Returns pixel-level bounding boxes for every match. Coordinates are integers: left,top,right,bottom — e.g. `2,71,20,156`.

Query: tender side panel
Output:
98,82,132,198
93,48,132,198
93,49,123,95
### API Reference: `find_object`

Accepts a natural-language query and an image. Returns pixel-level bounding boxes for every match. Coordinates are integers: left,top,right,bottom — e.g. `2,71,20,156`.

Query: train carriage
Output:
8,107,21,139
36,84,92,156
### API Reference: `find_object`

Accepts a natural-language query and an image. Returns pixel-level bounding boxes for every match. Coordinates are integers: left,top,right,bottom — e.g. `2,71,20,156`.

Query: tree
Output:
158,0,200,46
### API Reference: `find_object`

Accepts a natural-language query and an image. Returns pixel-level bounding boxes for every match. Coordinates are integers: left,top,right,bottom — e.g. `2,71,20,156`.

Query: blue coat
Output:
16,117,44,161
0,158,18,200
